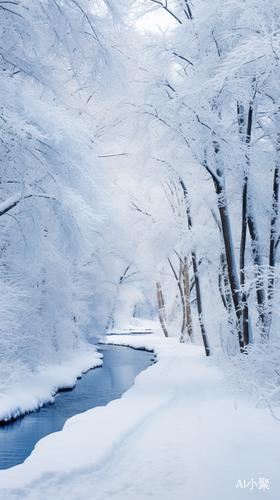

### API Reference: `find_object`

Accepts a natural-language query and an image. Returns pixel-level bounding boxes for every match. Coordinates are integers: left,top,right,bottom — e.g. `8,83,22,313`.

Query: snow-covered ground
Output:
0,333,279,499
0,344,103,423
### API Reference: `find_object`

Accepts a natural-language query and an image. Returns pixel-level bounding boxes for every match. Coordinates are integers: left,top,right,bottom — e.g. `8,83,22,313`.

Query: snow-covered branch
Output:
150,0,182,24
0,193,58,217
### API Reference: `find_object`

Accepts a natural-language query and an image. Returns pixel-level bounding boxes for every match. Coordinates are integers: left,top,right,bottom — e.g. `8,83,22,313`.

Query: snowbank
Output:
0,334,279,500
0,345,102,423
106,318,161,335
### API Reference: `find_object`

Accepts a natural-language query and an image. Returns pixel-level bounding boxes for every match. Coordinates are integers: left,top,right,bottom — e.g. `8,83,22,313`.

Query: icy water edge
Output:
0,344,153,469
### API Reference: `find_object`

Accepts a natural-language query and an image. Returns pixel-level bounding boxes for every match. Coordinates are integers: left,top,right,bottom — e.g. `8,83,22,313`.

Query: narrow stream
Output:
0,344,153,470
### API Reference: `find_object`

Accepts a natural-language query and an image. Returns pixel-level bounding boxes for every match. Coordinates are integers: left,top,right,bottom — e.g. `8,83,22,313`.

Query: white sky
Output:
135,6,178,33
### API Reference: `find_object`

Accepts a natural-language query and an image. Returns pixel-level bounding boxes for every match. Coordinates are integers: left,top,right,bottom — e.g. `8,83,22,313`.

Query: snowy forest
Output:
1,0,280,414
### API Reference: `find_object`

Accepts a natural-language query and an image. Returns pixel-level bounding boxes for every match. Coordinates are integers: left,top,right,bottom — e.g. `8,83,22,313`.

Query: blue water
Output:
0,344,153,470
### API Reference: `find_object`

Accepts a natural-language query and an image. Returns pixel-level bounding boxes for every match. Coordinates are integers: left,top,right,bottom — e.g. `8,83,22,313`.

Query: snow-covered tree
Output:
110,0,280,366
0,0,136,386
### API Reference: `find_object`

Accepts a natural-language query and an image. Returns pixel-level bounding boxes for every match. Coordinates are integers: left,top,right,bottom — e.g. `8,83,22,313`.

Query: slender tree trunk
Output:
171,253,193,340
247,211,268,340
218,268,227,309
156,282,168,337
211,211,239,352
239,103,253,346
203,142,244,351
191,249,210,355
183,256,193,338
216,184,244,350
180,179,210,356
218,252,233,311
168,257,186,342
238,102,268,342
240,170,249,345
211,209,236,318
268,133,280,335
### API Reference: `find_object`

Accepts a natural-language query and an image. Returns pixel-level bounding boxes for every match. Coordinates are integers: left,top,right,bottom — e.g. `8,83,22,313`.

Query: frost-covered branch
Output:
0,1,23,18
150,0,182,24
0,193,58,217
172,52,193,66
203,157,225,193
70,0,99,41
0,193,22,217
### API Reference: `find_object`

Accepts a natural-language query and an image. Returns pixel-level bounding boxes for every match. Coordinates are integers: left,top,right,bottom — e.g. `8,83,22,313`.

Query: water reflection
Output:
0,344,152,470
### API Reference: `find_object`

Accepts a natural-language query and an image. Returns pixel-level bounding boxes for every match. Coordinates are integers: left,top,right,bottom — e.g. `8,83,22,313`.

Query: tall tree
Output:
129,0,280,352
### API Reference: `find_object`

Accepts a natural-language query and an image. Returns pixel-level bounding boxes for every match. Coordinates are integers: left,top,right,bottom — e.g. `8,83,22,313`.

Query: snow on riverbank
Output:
0,344,102,423
0,334,279,499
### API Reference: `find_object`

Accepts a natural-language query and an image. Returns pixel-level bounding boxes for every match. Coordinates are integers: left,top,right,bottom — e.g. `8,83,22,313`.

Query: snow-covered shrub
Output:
218,341,280,413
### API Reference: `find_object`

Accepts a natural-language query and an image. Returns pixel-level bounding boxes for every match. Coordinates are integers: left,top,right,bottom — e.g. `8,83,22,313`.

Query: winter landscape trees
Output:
0,0,138,386
122,0,280,404
1,0,280,409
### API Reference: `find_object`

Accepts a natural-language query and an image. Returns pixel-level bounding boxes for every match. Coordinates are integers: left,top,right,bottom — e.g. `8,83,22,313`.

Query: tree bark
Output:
239,103,253,346
180,179,211,356
247,211,268,340
168,257,186,342
218,252,233,312
238,102,268,342
183,256,193,338
216,187,244,350
191,249,210,356
240,172,249,345
156,282,168,337
268,133,280,336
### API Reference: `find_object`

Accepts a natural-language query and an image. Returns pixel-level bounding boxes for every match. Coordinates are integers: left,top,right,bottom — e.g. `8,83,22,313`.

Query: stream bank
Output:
0,344,153,470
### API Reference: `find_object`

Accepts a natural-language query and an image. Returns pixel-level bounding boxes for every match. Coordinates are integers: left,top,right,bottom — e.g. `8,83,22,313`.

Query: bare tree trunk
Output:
268,133,280,336
156,282,168,337
238,102,268,342
171,253,193,341
180,179,211,356
183,256,193,338
215,183,244,350
240,173,249,345
218,252,233,311
168,257,186,342
211,209,239,352
201,140,244,350
247,211,268,340
239,103,253,346
211,210,235,317
191,249,210,355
